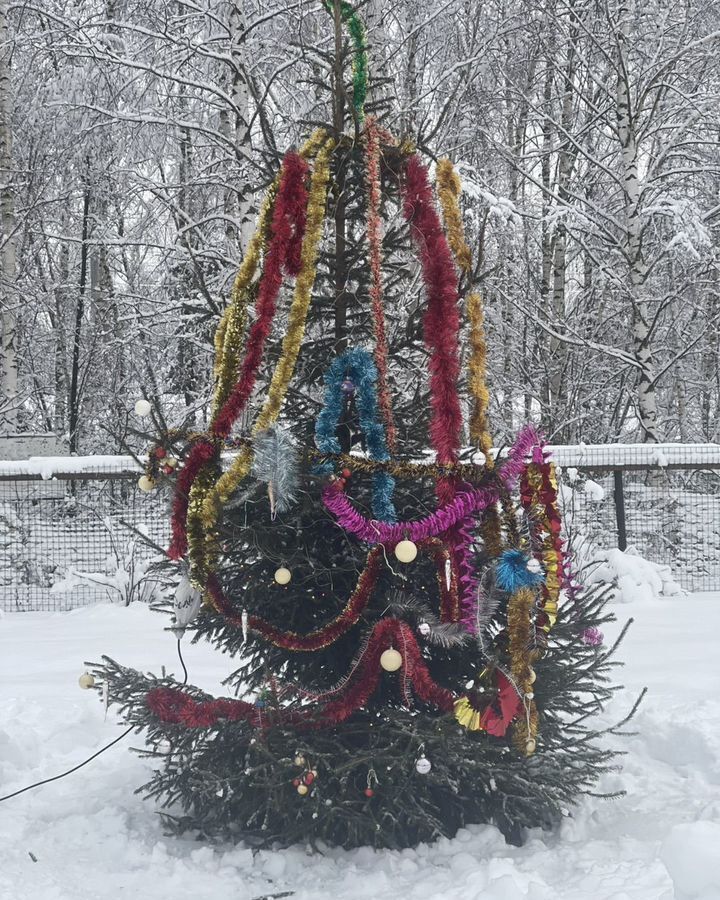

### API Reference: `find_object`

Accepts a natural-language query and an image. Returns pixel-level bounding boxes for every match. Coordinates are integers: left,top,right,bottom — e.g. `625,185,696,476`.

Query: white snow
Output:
1,590,720,899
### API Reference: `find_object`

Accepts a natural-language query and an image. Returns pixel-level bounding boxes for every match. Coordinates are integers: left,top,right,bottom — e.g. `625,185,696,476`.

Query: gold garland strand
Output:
436,157,499,558
191,135,336,581
435,158,494,464
212,191,276,417
436,159,473,274
507,586,539,756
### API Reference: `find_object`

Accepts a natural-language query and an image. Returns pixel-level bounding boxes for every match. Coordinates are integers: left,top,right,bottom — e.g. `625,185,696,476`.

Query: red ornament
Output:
364,788,374,797
155,447,167,459
304,772,315,785
292,778,300,787
163,465,174,476
341,468,352,479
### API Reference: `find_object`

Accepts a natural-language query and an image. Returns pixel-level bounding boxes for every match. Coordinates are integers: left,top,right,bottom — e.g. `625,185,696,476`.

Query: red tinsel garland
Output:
203,547,384,651
146,617,456,731
202,538,459,646
402,155,462,470
212,152,309,440
167,439,217,561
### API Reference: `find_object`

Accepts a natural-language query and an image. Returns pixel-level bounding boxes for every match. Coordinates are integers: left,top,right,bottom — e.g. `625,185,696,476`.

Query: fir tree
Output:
93,1,636,851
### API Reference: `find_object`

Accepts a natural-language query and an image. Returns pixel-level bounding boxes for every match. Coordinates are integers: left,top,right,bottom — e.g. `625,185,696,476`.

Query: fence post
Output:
613,468,627,551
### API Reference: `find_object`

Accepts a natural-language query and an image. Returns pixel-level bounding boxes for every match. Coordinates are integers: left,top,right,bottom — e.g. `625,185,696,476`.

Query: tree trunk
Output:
616,3,661,443
0,0,18,433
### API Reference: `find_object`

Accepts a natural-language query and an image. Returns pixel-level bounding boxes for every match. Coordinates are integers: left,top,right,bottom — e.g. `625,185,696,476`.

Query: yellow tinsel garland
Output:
507,585,540,755
435,158,494,466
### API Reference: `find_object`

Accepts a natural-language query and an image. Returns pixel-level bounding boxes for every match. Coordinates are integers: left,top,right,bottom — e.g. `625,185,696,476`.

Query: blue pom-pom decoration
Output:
496,549,544,593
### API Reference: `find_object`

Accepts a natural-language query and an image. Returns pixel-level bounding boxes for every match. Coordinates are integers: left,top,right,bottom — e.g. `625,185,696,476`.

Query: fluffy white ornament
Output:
78,672,95,689
134,398,152,417
380,648,403,672
394,539,418,563
274,566,292,585
137,475,155,492
415,756,432,775
418,622,431,637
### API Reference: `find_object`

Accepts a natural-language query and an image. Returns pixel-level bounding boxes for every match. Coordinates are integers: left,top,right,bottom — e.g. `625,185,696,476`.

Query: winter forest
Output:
2,0,719,452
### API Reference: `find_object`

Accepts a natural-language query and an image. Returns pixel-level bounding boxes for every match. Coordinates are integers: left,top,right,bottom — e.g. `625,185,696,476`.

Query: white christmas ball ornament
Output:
137,474,156,492
526,557,542,574
380,648,403,672
415,755,432,775
78,672,95,689
172,576,202,633
394,539,418,563
134,398,152,417
156,739,172,755
274,566,292,585
418,622,431,637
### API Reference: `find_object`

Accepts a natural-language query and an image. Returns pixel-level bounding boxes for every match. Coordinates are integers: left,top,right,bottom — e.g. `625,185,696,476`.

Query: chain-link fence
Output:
550,444,720,593
1,444,718,612
0,458,167,612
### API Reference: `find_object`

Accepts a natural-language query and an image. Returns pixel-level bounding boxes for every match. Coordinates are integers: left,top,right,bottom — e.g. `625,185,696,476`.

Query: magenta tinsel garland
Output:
499,424,542,487
322,481,496,545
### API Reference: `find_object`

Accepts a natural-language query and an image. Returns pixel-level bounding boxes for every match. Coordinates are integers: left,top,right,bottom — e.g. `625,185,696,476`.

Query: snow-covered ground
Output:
1,592,720,900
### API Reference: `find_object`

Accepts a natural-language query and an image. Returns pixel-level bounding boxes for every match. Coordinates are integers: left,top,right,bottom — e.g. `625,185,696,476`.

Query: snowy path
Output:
1,596,719,900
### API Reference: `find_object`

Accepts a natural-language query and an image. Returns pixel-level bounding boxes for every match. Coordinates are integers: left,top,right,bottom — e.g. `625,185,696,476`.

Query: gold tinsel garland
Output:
507,585,540,755
436,159,472,273
188,134,336,583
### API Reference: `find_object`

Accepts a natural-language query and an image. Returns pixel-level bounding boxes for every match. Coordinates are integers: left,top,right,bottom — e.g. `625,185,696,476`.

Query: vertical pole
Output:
613,468,627,551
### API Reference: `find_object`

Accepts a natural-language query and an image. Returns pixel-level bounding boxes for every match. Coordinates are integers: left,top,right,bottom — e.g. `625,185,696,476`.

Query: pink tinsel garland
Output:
322,481,496,545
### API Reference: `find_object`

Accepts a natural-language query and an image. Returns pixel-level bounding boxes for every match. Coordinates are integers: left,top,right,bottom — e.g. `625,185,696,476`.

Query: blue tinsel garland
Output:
315,347,397,523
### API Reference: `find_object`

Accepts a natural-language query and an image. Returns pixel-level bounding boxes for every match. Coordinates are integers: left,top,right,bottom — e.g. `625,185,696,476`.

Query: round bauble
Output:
380,648,402,672
156,739,172,755
364,788,374,797
297,783,309,796
415,756,432,775
528,668,537,684
394,539,418,563
525,739,537,754
137,474,155,493
526,557,542,574
274,566,292,585
165,456,178,469
294,754,306,767
154,446,167,459
418,622,431,637
78,672,95,689
134,398,152,417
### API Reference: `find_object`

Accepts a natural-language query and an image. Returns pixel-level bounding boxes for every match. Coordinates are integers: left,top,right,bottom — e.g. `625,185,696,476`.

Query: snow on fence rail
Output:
1,444,719,612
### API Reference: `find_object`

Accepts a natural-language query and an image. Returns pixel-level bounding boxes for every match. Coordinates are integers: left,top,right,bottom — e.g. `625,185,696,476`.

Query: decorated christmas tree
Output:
93,2,631,850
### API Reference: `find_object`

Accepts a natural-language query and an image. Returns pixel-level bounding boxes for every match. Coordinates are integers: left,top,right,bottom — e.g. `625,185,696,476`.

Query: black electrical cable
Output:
0,638,189,803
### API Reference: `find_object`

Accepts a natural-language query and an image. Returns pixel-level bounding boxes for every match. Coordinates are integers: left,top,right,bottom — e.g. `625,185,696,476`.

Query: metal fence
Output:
1,444,718,611
0,457,168,612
